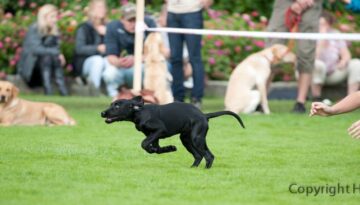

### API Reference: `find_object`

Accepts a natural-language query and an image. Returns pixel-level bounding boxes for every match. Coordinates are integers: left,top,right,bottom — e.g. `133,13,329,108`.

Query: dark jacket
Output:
17,23,60,83
73,21,105,77
105,16,156,57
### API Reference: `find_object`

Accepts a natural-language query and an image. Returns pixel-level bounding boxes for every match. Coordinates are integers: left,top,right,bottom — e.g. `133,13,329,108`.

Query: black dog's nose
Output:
101,111,107,118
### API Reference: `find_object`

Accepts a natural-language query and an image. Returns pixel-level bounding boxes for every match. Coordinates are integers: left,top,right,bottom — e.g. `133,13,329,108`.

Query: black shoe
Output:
292,102,306,114
174,98,184,103
191,98,202,110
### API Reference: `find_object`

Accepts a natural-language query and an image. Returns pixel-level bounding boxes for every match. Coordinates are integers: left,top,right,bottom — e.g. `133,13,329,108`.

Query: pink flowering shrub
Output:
0,1,359,82
202,11,268,80
0,10,33,76
202,9,360,81
0,1,121,78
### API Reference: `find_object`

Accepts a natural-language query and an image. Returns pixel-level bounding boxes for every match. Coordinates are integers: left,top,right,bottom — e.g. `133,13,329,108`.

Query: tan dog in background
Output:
225,44,296,114
143,32,174,105
0,81,76,126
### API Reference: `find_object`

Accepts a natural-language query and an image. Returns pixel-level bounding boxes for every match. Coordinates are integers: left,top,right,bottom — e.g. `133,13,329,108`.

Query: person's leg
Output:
28,64,43,88
102,59,125,97
325,67,348,85
123,66,135,88
265,0,290,91
311,60,327,100
83,55,105,89
123,63,145,89
182,10,205,104
53,56,68,96
38,55,53,95
167,12,185,102
293,2,321,113
296,73,312,102
347,59,360,94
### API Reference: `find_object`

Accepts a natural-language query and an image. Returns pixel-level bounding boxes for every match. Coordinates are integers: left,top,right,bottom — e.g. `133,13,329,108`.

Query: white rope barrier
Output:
146,27,360,41
133,4,360,91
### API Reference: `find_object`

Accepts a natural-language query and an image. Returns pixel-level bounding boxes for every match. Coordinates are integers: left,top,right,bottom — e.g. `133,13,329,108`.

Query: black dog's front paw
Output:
144,146,158,154
167,145,177,152
154,145,177,154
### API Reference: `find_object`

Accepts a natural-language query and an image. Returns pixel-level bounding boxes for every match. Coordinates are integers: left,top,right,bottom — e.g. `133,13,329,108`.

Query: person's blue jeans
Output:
102,58,136,97
167,10,204,102
102,58,145,97
83,55,106,89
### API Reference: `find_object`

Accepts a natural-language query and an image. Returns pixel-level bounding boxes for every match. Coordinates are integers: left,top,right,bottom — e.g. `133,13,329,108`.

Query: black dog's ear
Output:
132,96,144,111
132,96,144,104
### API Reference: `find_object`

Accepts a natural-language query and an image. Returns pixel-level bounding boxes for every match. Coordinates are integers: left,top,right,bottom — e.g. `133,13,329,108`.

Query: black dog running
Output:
101,96,245,169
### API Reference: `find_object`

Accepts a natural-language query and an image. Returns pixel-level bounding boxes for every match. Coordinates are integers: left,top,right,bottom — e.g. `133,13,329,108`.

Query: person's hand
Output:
291,0,314,14
118,55,134,68
59,54,66,66
348,120,360,139
96,25,107,36
337,61,348,70
290,2,304,15
297,0,314,8
97,44,106,54
200,0,213,9
310,102,335,117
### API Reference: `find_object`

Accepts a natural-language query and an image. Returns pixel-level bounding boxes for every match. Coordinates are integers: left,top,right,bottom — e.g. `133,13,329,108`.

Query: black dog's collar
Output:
133,105,142,111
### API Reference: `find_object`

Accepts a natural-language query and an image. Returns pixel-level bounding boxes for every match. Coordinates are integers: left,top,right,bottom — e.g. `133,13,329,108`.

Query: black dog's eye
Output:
115,104,120,109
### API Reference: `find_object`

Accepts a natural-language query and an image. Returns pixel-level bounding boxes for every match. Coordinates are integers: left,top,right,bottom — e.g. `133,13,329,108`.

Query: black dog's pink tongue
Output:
105,118,112,123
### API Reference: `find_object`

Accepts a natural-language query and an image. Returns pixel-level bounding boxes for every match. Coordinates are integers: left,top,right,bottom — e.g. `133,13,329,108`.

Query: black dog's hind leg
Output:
204,141,215,169
180,133,203,167
151,139,177,154
192,122,215,169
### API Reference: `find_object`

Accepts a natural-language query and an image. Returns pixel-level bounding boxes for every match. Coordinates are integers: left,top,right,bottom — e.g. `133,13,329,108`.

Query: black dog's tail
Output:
205,111,245,128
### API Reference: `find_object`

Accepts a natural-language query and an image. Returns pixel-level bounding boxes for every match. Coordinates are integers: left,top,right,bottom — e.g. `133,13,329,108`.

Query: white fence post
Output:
133,0,145,92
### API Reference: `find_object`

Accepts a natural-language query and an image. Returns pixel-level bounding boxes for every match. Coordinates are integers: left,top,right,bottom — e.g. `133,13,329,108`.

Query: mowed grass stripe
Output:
0,95,359,205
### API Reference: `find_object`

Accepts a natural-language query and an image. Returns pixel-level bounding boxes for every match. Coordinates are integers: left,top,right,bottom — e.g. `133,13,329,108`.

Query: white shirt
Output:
167,0,203,14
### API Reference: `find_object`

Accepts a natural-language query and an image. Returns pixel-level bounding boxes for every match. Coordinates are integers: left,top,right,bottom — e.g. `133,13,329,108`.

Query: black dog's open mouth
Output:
104,116,123,124
105,117,116,123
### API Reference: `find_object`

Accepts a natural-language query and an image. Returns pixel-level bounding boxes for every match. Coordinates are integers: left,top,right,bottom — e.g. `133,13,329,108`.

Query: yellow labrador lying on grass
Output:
225,44,296,114
0,81,76,126
143,32,174,105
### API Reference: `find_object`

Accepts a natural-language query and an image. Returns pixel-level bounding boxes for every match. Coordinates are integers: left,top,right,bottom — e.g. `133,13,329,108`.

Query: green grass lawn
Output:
1,95,359,205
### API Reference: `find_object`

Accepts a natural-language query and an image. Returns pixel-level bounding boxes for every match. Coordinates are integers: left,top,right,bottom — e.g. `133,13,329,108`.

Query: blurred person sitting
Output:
73,0,108,94
312,11,360,101
102,3,156,97
17,4,68,96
